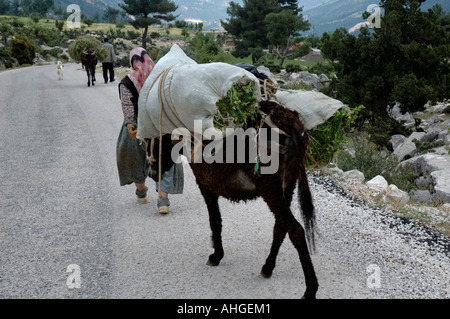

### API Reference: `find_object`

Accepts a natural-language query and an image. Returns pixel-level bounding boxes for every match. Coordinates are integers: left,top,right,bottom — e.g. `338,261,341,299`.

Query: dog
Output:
57,60,64,80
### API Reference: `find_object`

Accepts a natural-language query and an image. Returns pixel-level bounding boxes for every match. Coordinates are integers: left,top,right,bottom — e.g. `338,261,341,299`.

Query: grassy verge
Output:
0,15,185,36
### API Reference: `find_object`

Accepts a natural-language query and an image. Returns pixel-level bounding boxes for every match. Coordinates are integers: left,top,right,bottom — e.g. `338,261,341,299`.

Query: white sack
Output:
137,44,261,139
274,90,344,130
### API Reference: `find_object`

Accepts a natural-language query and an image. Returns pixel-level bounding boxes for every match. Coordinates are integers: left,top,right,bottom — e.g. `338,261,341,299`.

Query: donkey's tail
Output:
298,165,316,253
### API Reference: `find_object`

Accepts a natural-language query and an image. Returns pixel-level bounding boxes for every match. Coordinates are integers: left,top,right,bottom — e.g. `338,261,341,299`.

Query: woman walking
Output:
116,47,183,214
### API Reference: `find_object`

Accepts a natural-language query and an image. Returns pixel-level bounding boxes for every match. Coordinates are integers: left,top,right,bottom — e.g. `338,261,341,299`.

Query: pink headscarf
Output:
128,47,155,93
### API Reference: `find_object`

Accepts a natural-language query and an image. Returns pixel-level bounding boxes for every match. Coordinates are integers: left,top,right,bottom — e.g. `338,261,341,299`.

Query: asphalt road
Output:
0,63,448,300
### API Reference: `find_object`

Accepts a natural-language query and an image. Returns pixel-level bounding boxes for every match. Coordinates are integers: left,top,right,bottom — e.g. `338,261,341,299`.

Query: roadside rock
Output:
393,132,425,161
422,125,441,143
444,104,450,113
365,175,410,204
420,154,450,176
431,169,450,203
402,153,450,177
388,103,415,128
319,73,330,87
342,169,365,182
431,103,450,113
366,175,388,195
324,163,344,175
410,131,427,143
289,71,323,90
389,134,406,151
401,154,450,203
410,189,434,203
384,184,410,204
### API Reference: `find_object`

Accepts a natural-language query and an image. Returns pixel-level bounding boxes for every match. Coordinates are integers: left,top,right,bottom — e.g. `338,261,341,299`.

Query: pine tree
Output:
104,6,120,24
321,0,449,124
221,0,279,63
265,8,310,67
119,0,178,49
0,0,10,14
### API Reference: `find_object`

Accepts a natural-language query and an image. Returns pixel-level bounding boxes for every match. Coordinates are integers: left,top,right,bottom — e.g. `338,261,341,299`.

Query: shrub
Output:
413,139,447,154
188,33,226,63
32,26,62,46
335,135,418,191
116,21,126,29
285,64,302,73
11,19,25,28
10,35,35,65
127,30,140,40
31,13,42,23
0,46,14,68
263,60,281,73
43,48,63,59
365,116,412,149
115,55,129,67
307,105,362,167
309,62,334,77
55,20,64,32
150,31,160,38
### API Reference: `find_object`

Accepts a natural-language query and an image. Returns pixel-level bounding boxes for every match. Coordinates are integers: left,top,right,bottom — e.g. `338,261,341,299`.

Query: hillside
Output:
304,0,450,36
51,0,450,32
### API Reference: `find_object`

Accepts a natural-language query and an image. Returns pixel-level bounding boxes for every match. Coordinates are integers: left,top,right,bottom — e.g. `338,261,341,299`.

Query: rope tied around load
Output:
142,64,291,183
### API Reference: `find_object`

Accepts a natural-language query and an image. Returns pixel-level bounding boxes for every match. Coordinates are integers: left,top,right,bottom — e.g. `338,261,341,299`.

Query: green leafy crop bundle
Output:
214,80,259,129
68,36,107,62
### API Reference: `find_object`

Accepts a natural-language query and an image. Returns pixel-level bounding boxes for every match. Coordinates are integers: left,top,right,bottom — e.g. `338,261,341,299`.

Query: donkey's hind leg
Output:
91,68,96,86
261,219,287,278
261,181,295,278
263,191,318,299
282,210,318,299
199,187,224,266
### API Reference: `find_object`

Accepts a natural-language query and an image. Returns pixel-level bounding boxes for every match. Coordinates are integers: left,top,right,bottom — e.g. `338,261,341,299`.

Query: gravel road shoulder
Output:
308,171,449,298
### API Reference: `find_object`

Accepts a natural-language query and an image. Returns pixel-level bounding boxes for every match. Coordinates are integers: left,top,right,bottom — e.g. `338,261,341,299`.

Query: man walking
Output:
102,37,116,84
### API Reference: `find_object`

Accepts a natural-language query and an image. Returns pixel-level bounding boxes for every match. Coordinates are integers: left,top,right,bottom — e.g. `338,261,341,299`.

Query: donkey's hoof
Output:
260,266,273,278
206,259,220,266
206,255,221,266
301,289,317,299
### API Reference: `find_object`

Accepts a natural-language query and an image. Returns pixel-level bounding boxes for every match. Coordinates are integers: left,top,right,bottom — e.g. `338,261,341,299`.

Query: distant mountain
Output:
54,0,116,18
53,0,450,32
303,0,450,36
173,0,235,28
172,1,326,28
55,0,325,28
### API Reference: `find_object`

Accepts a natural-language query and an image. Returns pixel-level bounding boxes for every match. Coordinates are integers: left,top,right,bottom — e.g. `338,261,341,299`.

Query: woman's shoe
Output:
136,187,149,204
157,196,170,214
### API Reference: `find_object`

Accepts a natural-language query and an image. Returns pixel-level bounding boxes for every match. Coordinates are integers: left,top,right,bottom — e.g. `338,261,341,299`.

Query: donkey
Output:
188,100,318,299
81,49,97,87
